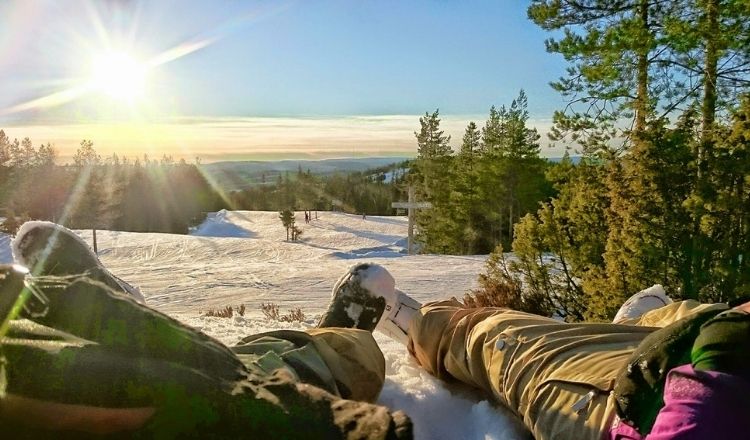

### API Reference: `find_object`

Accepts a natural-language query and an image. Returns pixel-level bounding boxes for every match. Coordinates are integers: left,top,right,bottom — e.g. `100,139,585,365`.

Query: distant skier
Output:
304,211,309,224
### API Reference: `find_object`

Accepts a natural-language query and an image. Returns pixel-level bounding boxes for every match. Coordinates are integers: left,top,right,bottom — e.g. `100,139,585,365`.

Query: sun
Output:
89,51,148,101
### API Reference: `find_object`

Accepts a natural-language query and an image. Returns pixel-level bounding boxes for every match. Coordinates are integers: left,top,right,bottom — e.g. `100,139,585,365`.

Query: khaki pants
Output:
233,327,386,403
406,299,725,440
136,298,722,438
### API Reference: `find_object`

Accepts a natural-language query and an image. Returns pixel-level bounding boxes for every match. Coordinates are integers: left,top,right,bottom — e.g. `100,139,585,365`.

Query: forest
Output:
226,162,411,216
419,0,750,321
0,135,223,234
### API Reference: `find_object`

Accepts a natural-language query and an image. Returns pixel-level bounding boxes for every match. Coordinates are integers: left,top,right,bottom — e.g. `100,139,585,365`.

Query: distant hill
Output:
200,155,580,192
547,155,582,164
200,157,409,191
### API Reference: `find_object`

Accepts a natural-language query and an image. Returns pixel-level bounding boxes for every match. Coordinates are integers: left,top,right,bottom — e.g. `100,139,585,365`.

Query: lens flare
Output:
89,51,147,101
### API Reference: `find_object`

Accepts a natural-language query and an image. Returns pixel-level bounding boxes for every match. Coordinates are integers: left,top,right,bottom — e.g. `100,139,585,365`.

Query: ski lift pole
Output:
391,186,431,255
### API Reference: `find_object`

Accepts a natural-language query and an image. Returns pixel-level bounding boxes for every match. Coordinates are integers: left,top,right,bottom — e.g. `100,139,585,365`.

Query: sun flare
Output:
89,51,147,101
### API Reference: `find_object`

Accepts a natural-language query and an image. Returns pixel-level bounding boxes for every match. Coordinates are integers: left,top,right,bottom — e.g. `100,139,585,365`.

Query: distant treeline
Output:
0,133,223,234
227,163,410,215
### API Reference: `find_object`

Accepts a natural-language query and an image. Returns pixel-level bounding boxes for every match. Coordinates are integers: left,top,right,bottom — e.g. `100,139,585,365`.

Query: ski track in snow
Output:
0,211,529,440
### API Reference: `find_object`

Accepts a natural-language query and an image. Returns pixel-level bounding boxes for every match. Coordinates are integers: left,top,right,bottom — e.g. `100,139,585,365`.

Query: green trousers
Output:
0,278,404,439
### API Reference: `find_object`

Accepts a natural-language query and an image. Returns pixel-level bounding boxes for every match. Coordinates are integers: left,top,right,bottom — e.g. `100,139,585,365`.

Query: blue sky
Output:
0,0,568,160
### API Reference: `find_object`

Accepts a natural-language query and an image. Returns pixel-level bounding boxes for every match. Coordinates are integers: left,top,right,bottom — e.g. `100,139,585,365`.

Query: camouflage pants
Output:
0,278,404,439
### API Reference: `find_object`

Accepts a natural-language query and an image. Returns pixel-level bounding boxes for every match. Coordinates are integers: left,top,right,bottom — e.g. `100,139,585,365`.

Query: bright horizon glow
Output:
0,115,562,163
89,51,148,102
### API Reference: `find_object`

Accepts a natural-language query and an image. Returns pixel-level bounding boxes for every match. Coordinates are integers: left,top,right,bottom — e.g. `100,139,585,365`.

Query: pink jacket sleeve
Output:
610,364,750,440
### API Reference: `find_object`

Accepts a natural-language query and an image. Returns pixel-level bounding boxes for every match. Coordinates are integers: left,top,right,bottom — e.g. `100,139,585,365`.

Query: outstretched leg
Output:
11,221,246,379
324,264,670,440
3,227,414,439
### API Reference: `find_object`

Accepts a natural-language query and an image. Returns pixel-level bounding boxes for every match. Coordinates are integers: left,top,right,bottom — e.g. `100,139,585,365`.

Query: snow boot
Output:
613,284,672,324
12,221,145,304
318,263,421,345
10,221,247,380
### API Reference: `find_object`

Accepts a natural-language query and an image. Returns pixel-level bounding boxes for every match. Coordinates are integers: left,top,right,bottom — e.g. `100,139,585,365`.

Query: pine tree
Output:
696,99,750,302
412,110,457,253
0,131,10,166
411,93,551,254
511,157,609,321
279,209,295,241
73,140,100,167
523,0,750,318
20,137,36,168
475,91,548,249
453,122,483,253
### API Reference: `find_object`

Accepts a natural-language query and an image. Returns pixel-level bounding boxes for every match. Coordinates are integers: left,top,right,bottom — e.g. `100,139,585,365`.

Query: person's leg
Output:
237,264,397,404
11,222,246,380
411,300,670,440
11,223,387,397
14,221,146,304
326,264,661,440
4,226,414,438
411,297,725,440
2,319,412,439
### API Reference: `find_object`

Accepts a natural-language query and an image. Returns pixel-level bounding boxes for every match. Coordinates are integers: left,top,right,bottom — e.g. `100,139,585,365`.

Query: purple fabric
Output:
609,364,750,440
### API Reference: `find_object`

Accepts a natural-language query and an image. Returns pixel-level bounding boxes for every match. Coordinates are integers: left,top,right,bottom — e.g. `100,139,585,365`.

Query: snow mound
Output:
191,210,255,238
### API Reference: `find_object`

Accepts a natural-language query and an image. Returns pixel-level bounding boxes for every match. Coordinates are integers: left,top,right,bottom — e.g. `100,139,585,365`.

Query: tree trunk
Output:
701,0,719,148
92,228,98,254
497,204,503,247
686,0,720,301
634,0,650,135
508,202,514,245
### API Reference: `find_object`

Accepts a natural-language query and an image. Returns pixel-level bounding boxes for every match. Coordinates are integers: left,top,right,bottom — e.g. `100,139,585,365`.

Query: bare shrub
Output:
464,275,523,309
261,302,280,320
201,304,246,318
203,305,234,318
464,246,550,316
280,308,306,323
261,303,306,323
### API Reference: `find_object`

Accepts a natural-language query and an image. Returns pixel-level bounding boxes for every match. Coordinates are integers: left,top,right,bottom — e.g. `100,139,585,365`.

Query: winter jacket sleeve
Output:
645,364,750,439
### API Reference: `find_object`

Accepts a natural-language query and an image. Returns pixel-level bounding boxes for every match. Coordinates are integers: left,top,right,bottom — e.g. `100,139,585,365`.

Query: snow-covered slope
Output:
2,211,529,440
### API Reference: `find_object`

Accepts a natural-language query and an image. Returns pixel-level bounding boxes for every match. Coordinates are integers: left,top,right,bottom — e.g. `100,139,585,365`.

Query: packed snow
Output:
1,210,530,440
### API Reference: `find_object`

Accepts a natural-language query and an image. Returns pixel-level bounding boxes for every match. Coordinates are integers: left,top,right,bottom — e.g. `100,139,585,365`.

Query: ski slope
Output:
3,211,530,440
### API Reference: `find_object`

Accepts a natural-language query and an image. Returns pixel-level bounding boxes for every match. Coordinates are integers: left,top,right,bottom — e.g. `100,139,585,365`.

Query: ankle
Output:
376,289,421,345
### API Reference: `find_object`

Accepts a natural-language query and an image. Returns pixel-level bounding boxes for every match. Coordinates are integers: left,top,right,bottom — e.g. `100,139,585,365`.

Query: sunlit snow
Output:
1,211,530,440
